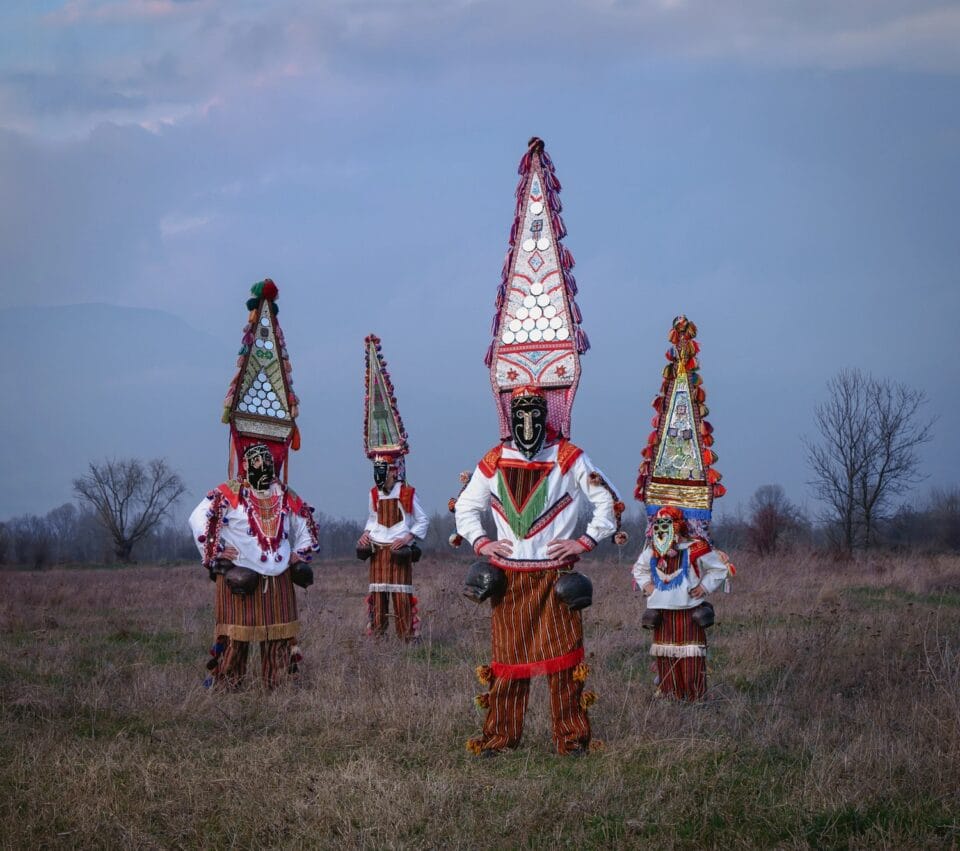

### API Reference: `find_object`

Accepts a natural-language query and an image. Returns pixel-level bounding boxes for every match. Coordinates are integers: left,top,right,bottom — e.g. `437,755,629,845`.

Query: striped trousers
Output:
210,570,299,689
367,546,416,640
477,568,591,754
481,666,590,754
651,608,707,701
217,637,292,690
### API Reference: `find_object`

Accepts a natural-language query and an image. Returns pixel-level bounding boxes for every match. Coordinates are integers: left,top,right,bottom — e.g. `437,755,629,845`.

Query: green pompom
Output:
250,280,265,297
246,297,260,311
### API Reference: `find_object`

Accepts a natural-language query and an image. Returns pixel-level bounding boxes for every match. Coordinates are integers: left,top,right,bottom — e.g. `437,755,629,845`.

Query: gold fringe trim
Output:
215,620,300,642
465,738,484,755
580,690,598,709
646,481,712,509
572,662,590,683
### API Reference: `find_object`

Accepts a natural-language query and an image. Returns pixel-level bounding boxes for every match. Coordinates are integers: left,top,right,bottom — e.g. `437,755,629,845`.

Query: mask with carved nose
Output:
510,394,548,459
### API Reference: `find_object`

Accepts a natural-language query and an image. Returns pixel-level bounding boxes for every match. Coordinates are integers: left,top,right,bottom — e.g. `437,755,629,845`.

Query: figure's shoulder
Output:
283,485,305,514
211,480,242,509
687,537,712,562
478,444,505,478
555,439,584,474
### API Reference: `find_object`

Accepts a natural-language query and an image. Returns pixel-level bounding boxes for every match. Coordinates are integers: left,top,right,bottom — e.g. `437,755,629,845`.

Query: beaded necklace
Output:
241,484,287,563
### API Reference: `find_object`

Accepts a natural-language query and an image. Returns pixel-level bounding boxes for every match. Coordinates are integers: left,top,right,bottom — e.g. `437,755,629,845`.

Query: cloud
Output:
3,1,958,138
159,212,211,238
46,0,207,25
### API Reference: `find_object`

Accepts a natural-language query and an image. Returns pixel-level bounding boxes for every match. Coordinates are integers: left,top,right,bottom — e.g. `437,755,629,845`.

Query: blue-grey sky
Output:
4,1,959,523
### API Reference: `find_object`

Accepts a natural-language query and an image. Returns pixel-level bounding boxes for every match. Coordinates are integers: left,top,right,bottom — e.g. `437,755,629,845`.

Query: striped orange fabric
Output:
213,637,292,689
490,569,583,678
214,570,299,642
368,543,415,639
376,496,402,527
653,609,707,701
480,667,590,754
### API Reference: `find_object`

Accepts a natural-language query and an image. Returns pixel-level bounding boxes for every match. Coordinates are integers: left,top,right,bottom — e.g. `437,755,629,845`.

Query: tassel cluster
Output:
475,665,493,687
289,644,303,675
572,662,590,683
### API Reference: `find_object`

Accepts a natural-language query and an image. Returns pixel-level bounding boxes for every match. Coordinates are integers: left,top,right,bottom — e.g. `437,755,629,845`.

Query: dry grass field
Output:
1,551,959,849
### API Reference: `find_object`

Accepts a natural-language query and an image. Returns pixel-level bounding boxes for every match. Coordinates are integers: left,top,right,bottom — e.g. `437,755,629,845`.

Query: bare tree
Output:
73,458,186,563
746,485,803,556
805,370,934,556
857,379,935,547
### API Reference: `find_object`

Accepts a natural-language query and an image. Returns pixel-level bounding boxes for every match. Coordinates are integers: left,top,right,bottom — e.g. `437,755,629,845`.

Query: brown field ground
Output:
1,551,959,849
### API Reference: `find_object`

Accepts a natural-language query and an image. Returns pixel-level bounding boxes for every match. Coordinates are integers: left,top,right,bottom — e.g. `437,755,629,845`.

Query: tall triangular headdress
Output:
484,137,590,439
363,334,409,480
221,279,301,479
635,315,726,539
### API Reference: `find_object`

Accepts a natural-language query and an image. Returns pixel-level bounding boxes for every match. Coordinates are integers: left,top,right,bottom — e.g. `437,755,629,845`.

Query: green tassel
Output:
250,280,265,297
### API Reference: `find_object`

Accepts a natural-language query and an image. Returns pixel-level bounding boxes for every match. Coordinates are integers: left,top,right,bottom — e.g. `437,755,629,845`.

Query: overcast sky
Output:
3,0,959,524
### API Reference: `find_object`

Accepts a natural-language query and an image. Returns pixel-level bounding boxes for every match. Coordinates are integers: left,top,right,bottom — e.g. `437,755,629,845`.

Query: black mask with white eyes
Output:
510,395,548,459
244,444,276,491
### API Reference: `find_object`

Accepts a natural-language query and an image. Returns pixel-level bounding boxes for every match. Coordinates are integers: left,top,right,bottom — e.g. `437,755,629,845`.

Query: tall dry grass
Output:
1,551,959,849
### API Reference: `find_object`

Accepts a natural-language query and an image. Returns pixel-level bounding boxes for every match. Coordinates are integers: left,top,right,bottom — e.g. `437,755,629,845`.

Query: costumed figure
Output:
356,335,429,640
632,315,734,701
188,280,319,689
454,138,627,756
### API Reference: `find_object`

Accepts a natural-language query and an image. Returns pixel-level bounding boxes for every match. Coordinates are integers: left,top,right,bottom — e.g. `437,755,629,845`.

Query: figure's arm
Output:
574,454,618,550
631,545,653,586
409,492,430,540
187,497,213,560
356,492,376,547
363,491,377,533
288,502,320,557
692,548,729,595
454,467,494,555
